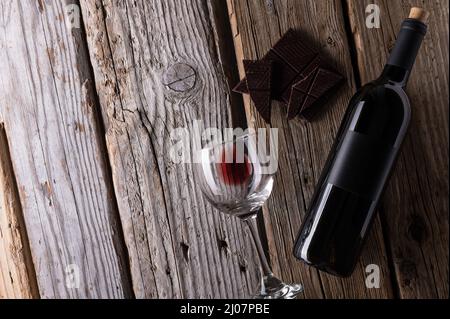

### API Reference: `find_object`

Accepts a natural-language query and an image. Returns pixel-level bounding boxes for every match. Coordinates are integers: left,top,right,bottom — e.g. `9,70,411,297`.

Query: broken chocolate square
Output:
287,67,343,120
280,54,322,103
233,29,344,122
243,60,272,123
233,79,249,95
270,30,317,73
308,67,344,98
234,29,318,99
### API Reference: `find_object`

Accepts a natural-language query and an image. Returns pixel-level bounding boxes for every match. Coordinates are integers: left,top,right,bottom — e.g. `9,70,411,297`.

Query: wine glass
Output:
194,132,303,299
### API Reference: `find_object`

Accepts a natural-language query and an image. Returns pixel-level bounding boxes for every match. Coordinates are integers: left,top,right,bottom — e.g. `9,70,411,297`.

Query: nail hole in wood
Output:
180,242,190,261
217,237,230,255
399,260,417,280
265,0,275,14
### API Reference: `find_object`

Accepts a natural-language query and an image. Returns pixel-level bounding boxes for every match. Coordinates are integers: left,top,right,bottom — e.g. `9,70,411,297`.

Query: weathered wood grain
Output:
347,0,449,298
227,0,394,298
80,0,260,298
0,125,39,298
0,0,132,298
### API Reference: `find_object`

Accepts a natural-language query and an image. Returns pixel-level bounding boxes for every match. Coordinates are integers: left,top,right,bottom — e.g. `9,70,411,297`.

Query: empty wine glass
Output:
194,132,303,299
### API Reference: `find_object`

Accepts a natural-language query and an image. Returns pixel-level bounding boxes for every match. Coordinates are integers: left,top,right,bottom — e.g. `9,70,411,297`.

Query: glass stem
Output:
244,215,273,278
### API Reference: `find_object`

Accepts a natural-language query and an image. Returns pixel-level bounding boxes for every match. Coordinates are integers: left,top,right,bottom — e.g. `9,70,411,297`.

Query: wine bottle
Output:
293,8,429,277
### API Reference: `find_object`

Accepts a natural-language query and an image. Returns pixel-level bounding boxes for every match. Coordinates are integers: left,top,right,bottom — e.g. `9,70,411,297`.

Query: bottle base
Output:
253,274,303,299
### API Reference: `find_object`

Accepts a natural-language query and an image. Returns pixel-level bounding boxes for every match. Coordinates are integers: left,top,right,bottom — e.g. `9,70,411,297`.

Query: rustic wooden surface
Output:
0,0,132,298
227,0,394,299
0,0,447,299
348,0,449,299
80,0,259,298
0,125,39,298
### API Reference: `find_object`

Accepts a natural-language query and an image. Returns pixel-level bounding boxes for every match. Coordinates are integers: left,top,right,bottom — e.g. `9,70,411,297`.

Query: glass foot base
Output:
253,274,303,299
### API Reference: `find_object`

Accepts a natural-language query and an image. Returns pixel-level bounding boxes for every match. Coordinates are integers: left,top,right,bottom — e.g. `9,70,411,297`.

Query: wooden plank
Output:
80,0,260,298
0,125,39,298
227,0,394,298
0,0,132,298
347,0,449,298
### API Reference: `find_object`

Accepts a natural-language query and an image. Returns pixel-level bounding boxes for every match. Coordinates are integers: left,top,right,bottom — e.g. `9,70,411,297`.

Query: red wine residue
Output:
217,145,252,186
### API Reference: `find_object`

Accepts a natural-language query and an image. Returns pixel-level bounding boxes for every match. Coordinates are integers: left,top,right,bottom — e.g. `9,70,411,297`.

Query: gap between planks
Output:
0,123,39,299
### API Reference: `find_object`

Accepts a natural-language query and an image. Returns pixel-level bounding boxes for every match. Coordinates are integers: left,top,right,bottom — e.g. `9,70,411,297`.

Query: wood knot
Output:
162,63,196,92
408,214,427,243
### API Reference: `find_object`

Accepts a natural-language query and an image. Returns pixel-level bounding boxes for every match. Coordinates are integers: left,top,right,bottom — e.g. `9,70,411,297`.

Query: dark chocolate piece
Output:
233,29,344,122
287,76,311,119
287,66,343,120
280,54,322,103
270,30,316,73
287,89,306,119
233,79,249,94
309,67,344,98
234,30,320,98
243,60,272,123
234,29,342,99
265,51,298,98
233,29,310,98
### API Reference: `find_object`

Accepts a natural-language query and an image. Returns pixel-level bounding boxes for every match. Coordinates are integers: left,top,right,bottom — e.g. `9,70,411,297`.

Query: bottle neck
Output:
379,64,410,87
381,18,427,87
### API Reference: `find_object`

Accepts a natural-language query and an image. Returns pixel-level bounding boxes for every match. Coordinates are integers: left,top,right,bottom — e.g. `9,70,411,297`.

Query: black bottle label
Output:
328,131,397,201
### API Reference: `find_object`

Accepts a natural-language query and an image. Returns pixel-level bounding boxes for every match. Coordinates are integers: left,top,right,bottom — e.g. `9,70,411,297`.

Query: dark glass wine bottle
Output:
293,8,428,277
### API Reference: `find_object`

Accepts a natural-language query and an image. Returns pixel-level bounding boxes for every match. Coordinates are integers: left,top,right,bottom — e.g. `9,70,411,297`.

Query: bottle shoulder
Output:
345,81,411,148
355,80,410,111
361,79,408,96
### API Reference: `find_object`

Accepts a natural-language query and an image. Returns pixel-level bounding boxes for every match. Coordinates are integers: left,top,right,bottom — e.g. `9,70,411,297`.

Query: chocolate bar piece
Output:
280,54,322,103
287,67,343,120
233,29,344,122
233,29,318,99
243,60,272,123
233,79,249,95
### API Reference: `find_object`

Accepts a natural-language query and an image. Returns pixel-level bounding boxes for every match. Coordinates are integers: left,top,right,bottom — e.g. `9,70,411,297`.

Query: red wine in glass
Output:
217,145,252,186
